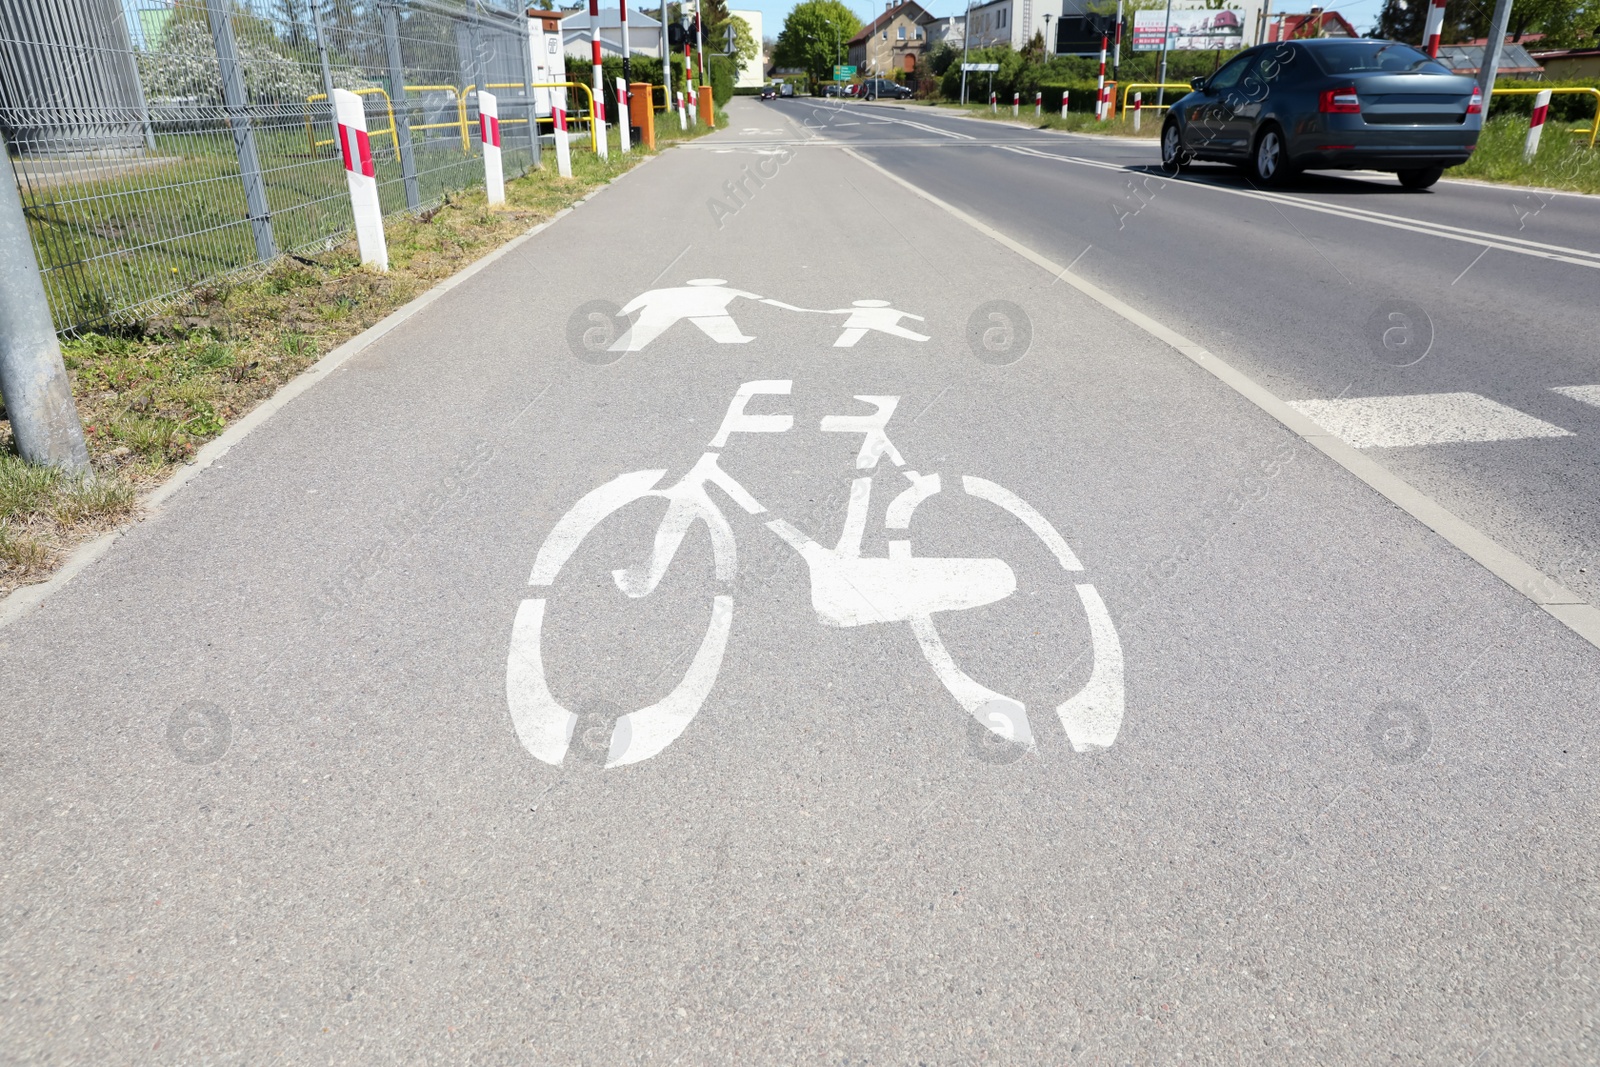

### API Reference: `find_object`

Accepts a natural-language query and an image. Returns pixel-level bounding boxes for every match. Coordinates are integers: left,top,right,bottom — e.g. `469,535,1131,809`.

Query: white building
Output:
559,8,665,59
730,9,764,88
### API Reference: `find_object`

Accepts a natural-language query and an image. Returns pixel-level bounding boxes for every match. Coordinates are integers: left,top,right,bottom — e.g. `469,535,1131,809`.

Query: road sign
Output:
833,65,857,80
962,62,1000,72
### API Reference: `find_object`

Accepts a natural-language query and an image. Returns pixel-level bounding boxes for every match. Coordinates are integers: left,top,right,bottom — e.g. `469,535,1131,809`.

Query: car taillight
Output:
1467,86,1483,114
1319,87,1361,113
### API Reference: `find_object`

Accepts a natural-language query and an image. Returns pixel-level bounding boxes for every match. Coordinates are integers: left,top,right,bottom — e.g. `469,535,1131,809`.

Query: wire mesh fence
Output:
0,0,562,335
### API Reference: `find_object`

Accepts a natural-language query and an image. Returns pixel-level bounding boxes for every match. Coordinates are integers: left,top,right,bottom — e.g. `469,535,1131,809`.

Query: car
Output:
778,82,795,98
858,77,913,101
1159,38,1482,190
844,82,860,97
760,85,776,100
823,84,842,97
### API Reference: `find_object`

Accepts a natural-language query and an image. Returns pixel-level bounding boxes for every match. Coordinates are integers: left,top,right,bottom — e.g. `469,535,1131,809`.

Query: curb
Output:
0,155,655,632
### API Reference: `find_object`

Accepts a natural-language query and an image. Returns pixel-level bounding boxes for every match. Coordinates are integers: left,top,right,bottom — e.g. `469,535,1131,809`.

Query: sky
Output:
729,0,1385,44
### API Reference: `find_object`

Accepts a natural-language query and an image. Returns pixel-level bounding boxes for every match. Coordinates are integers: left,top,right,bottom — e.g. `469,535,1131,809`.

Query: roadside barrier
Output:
480,91,504,205
554,104,573,177
1035,91,1042,117
1013,91,1019,116
1133,92,1143,132
677,91,688,130
1490,86,1600,149
1121,83,1192,116
616,78,631,152
990,91,997,113
333,88,387,271
1060,90,1069,118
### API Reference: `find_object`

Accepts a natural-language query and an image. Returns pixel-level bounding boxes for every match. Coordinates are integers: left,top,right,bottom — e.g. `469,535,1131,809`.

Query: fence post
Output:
381,3,421,211
312,3,337,102
204,0,276,263
0,137,90,474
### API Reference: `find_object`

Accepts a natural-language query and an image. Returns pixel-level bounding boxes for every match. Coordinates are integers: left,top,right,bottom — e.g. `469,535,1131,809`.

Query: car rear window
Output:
1310,41,1452,75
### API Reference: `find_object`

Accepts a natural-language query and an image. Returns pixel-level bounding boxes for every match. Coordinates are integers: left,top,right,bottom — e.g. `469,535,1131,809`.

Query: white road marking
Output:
506,598,576,764
1289,393,1574,449
962,476,1083,571
837,145,1600,649
608,596,734,767
1056,585,1124,753
909,616,1035,748
1552,384,1600,409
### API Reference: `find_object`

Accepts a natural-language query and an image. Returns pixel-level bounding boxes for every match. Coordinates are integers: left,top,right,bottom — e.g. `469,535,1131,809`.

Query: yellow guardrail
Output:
1489,86,1600,149
308,82,607,158
1120,82,1194,116
304,87,397,152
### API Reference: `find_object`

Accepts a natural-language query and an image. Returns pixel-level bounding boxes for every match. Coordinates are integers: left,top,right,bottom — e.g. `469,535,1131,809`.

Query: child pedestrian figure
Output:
828,300,929,348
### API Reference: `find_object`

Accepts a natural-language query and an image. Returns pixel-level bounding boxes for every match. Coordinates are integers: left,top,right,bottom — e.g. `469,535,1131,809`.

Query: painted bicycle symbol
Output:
506,380,1125,768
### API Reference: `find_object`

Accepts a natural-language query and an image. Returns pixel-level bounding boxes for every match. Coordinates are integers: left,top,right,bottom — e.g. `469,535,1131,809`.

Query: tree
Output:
726,15,759,71
1374,0,1596,48
774,0,862,82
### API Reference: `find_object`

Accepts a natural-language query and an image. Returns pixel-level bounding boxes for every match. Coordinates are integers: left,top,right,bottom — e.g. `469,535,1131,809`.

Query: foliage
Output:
774,0,862,83
1373,0,1600,48
139,17,317,103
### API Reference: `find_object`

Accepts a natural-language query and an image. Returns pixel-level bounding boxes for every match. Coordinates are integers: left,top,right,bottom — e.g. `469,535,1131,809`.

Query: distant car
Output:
823,84,842,97
1160,38,1482,190
858,77,912,101
760,85,776,100
778,82,795,98
844,82,860,97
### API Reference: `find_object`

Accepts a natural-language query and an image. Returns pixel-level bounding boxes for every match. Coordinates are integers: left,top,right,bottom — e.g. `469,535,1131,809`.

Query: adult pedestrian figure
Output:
609,279,764,352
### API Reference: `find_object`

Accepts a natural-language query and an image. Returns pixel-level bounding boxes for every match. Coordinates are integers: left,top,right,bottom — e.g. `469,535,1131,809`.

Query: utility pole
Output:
1156,0,1175,109
959,0,973,104
1476,0,1514,102
0,137,90,474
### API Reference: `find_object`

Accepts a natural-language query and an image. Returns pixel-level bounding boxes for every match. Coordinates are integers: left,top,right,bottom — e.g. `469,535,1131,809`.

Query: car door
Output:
1184,51,1256,158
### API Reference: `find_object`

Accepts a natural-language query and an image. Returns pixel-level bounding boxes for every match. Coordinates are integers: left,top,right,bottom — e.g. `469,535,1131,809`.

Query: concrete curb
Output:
0,155,655,632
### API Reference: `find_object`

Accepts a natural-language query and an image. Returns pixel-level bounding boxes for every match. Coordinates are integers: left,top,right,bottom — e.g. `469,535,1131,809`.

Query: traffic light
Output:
667,21,687,47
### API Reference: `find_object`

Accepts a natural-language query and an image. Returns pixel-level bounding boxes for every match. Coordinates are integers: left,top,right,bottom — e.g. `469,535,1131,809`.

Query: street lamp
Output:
1043,13,1053,57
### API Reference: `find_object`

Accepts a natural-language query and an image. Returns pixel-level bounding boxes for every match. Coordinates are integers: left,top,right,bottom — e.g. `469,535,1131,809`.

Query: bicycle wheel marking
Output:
505,380,1129,770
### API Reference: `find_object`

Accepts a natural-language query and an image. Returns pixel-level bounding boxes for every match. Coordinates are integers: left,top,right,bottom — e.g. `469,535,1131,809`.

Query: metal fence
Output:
0,0,554,334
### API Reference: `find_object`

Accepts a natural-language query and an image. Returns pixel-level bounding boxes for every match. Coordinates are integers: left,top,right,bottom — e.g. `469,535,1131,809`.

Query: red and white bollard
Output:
1012,91,1019,116
1525,88,1552,160
587,0,608,158
615,77,631,152
1096,35,1107,119
990,90,996,113
333,88,386,271
688,86,698,126
1132,91,1142,133
1060,90,1069,118
553,104,573,177
479,91,504,205
677,90,688,130
1422,0,1447,57
1102,84,1114,121
1035,90,1042,117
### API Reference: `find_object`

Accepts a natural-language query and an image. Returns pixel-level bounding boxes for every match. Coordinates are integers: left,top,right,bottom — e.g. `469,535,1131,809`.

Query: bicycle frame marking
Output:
507,381,1126,768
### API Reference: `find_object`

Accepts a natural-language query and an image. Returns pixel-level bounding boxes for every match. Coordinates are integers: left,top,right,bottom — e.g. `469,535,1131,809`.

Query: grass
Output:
0,112,721,597
922,99,1600,193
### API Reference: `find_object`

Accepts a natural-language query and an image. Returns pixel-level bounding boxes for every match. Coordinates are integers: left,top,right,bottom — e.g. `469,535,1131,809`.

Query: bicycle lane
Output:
0,103,1597,1064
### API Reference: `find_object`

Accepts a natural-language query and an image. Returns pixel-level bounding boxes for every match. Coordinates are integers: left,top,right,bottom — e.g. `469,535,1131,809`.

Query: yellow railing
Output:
1120,82,1194,116
304,87,397,152
1489,86,1600,149
305,82,607,158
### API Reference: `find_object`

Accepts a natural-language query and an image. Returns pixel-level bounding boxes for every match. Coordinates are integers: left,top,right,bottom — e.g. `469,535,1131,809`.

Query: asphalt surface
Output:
2,98,1598,1064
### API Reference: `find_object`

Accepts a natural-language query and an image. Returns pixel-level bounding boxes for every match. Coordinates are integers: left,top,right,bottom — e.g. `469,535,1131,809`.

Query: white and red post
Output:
1096,35,1107,120
553,100,573,177
1035,90,1042,117
588,0,608,158
333,88,387,271
1012,91,1019,116
1060,89,1069,118
479,91,504,205
1525,88,1552,160
677,90,688,129
990,90,996,113
1422,0,1447,57
1132,91,1142,132
685,44,696,125
616,77,631,152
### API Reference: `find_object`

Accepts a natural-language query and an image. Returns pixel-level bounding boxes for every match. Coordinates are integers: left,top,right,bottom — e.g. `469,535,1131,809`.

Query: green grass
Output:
1455,114,1600,194
1,109,722,595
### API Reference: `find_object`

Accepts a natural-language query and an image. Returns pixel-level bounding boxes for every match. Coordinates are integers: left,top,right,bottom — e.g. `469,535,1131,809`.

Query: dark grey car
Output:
1160,38,1483,190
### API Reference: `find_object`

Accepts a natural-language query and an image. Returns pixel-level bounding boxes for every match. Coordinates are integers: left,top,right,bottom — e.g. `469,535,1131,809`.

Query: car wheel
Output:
1250,125,1296,186
1160,121,1189,174
1397,166,1443,190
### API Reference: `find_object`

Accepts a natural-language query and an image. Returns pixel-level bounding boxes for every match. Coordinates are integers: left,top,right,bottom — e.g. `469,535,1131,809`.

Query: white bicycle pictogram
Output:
506,380,1124,768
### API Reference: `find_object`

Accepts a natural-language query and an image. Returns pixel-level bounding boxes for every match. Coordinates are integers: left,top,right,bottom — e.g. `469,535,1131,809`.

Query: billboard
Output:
1131,9,1246,51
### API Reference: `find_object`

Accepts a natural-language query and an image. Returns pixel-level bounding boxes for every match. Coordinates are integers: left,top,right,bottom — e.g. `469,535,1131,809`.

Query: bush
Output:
710,55,736,104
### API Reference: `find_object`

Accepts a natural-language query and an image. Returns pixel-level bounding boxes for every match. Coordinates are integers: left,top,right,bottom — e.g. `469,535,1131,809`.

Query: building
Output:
730,9,764,88
560,7,665,59
846,1,934,77
1435,40,1546,78
923,15,965,47
1531,48,1600,80
1263,9,1358,41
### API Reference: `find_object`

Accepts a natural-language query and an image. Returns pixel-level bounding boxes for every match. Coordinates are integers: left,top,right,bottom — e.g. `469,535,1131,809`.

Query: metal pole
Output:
620,0,632,86
205,0,275,263
313,4,337,104
1156,0,1175,109
1112,0,1123,81
1476,0,1514,103
960,0,972,104
382,4,421,210
0,137,90,474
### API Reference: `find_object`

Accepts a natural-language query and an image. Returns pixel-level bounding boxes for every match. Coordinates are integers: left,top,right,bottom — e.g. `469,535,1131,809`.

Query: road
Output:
2,97,1598,1064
